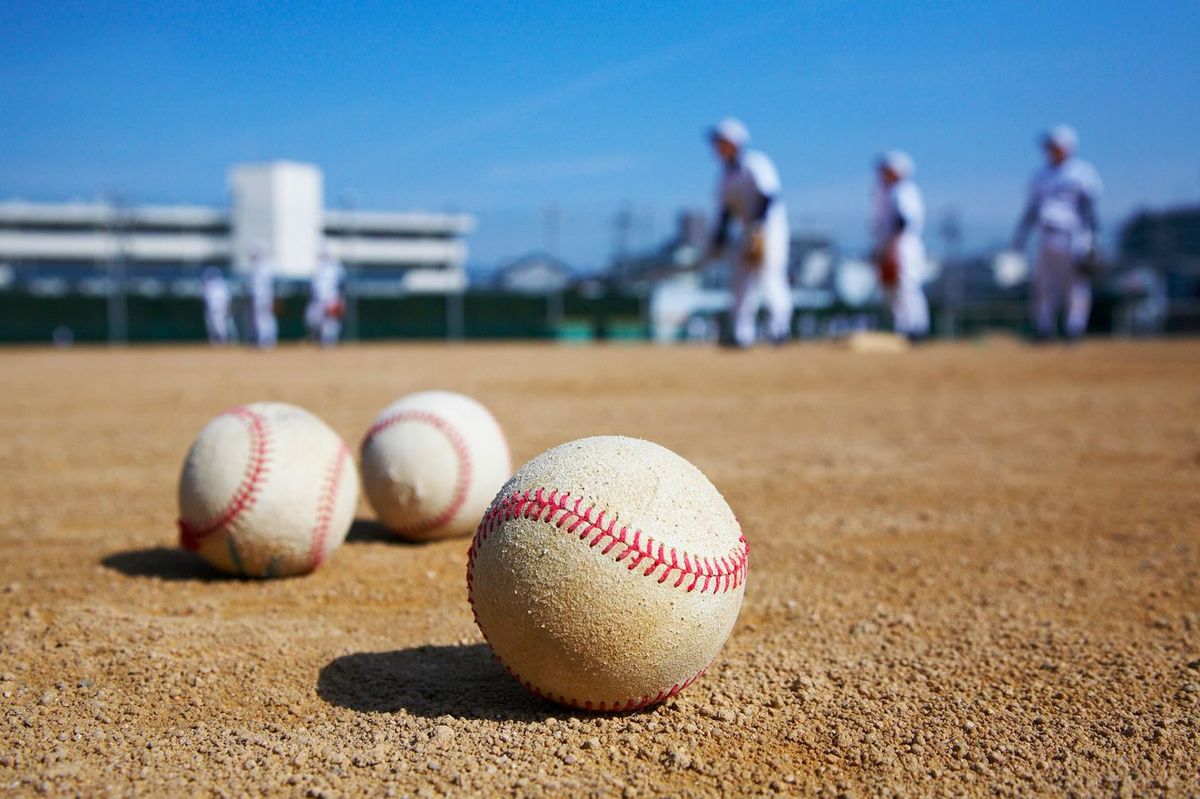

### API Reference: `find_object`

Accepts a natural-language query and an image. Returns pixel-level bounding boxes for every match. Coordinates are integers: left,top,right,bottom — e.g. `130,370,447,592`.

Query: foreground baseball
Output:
468,436,748,711
177,402,359,578
360,390,511,540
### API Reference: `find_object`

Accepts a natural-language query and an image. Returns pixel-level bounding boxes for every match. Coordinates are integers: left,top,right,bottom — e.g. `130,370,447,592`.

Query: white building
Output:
494,250,574,294
0,162,474,292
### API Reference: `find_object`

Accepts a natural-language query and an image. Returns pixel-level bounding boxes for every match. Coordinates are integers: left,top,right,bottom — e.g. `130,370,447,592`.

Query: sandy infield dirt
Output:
0,340,1197,798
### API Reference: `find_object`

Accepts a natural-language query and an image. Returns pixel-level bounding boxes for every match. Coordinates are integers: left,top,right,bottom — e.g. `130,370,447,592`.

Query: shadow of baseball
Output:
344,517,478,547
317,644,566,721
344,517,402,544
101,546,228,581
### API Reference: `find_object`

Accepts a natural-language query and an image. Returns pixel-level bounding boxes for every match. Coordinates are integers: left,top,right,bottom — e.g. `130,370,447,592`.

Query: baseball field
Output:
1,340,1197,797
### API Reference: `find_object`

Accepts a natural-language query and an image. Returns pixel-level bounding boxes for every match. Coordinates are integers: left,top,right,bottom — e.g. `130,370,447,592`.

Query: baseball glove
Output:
1074,249,1104,279
743,230,765,268
876,247,899,289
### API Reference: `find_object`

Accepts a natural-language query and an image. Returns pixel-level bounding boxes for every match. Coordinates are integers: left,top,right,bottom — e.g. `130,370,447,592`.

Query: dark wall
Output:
0,291,646,344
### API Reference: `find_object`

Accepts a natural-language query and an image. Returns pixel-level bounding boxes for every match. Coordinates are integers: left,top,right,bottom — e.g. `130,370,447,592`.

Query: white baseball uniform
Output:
248,258,277,348
872,178,930,338
714,150,792,347
1015,157,1102,338
305,255,345,347
201,272,234,345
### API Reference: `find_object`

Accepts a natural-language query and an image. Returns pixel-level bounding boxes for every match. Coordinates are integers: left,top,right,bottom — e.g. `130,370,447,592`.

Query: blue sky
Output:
2,1,1198,270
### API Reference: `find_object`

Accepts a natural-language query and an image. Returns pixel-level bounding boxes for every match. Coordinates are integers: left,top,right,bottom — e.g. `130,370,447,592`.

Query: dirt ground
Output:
0,340,1197,798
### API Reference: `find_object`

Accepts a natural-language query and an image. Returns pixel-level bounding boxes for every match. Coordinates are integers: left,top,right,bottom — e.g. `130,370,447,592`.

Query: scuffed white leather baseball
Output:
360,391,511,541
177,402,359,578
467,436,748,711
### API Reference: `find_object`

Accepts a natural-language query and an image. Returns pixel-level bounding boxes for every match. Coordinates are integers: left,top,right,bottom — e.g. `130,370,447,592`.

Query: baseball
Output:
360,390,511,541
467,436,748,711
177,402,359,578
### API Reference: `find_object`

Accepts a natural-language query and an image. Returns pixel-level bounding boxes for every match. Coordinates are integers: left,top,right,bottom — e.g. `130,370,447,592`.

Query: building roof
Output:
324,209,475,235
0,201,226,228
494,251,574,293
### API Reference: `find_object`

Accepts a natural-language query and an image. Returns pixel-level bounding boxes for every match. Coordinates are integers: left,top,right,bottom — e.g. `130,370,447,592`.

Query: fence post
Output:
547,290,564,335
106,197,129,345
446,291,464,341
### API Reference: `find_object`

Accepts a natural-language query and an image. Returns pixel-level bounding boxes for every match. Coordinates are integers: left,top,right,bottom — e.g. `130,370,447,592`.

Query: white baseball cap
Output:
1043,124,1078,153
709,118,750,148
878,149,915,178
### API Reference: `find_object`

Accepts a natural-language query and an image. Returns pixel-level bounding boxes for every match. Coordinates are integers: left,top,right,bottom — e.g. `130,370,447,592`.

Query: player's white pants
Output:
1034,229,1091,338
885,284,929,338
310,314,341,347
731,215,792,346
251,305,277,348
319,318,341,347
306,300,342,347
886,234,929,338
204,310,234,345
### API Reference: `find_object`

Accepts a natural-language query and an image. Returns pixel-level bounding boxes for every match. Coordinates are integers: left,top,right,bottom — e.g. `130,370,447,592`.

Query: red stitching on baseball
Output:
361,410,470,536
456,488,747,594
465,487,748,711
308,442,350,569
178,406,272,552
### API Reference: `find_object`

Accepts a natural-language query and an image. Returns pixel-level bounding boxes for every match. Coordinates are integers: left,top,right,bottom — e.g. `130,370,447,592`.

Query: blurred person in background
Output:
1011,125,1103,342
871,150,930,342
305,242,346,347
201,267,235,345
247,244,278,349
704,118,792,348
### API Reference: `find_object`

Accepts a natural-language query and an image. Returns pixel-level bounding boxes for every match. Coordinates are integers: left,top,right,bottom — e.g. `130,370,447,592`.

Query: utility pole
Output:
611,202,633,283
442,198,466,342
105,194,129,345
543,204,561,256
939,207,962,338
543,204,564,333
339,189,361,342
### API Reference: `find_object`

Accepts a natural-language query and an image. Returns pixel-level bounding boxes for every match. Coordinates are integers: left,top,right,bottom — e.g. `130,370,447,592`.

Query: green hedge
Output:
0,289,1124,344
0,291,647,343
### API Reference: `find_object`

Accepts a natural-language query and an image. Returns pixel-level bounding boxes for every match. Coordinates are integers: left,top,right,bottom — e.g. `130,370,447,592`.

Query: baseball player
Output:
201,267,235,345
704,118,792,347
305,243,346,347
871,150,930,341
246,245,277,349
1011,125,1102,341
